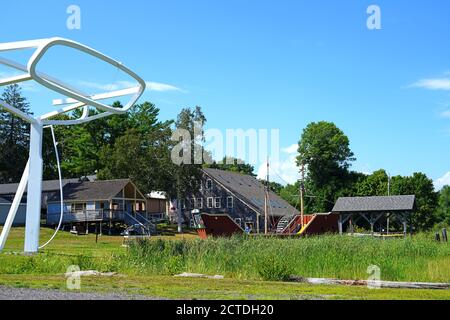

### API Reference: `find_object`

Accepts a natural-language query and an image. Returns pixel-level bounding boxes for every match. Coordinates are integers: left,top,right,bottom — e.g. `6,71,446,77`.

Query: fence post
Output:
435,232,441,242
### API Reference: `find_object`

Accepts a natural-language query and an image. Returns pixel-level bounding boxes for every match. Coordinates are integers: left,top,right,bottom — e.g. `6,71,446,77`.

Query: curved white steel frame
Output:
0,38,146,253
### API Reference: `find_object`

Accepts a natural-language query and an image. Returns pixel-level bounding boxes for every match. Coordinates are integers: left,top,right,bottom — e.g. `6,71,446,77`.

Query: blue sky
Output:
1,0,450,188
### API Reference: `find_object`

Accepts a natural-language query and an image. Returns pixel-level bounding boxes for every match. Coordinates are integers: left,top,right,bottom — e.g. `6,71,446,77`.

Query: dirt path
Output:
0,286,160,300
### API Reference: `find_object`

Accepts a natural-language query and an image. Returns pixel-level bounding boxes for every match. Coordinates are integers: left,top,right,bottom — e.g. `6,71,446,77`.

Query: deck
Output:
46,210,145,225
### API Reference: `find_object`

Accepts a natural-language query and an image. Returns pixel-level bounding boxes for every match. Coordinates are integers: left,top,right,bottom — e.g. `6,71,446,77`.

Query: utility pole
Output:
264,158,269,235
387,172,391,235
300,163,305,228
177,173,183,234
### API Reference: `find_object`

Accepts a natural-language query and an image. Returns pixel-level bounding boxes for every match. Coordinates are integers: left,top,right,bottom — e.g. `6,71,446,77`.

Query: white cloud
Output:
79,80,183,93
282,144,298,154
146,82,183,92
257,145,300,185
434,172,450,191
411,78,450,91
440,110,450,118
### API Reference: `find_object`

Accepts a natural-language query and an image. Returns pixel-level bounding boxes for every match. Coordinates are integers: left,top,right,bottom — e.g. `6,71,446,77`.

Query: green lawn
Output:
0,227,449,300
1,274,449,300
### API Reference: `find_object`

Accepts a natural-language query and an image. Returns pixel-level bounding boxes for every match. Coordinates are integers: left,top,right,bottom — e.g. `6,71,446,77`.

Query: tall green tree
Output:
170,106,207,198
0,84,33,182
355,169,389,196
296,121,356,212
436,186,450,227
97,102,174,194
390,173,439,231
205,156,256,176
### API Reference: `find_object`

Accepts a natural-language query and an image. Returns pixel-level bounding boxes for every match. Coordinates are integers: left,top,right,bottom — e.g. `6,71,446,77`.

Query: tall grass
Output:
1,234,448,283
125,235,450,282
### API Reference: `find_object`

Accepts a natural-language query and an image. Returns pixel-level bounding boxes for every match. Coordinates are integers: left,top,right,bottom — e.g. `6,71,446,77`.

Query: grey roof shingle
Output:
47,179,131,202
203,168,299,217
332,195,415,213
0,178,82,195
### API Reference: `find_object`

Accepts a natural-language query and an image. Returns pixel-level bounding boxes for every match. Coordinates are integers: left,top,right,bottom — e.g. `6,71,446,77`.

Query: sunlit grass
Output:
1,227,449,284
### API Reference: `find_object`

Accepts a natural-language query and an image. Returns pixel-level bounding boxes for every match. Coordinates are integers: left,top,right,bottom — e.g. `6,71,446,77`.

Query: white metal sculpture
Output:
0,37,146,253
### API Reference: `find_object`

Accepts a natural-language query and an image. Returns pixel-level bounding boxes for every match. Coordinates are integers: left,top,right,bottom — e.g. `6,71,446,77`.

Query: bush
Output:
257,255,293,281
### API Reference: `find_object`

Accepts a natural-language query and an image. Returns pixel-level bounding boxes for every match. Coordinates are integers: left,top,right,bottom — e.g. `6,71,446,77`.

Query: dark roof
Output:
0,178,82,195
203,168,299,217
332,195,415,213
0,197,11,204
47,179,131,202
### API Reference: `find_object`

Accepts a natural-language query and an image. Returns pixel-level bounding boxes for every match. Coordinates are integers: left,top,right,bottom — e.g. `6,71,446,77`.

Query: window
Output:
227,196,234,209
190,198,196,209
181,199,186,209
206,179,212,190
197,198,204,209
72,203,85,212
207,197,214,208
215,197,221,209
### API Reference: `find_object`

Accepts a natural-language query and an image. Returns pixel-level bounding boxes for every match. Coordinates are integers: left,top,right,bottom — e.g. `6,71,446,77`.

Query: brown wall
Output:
147,198,167,214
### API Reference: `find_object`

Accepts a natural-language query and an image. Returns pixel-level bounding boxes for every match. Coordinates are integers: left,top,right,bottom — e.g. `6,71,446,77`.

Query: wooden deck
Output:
46,210,145,225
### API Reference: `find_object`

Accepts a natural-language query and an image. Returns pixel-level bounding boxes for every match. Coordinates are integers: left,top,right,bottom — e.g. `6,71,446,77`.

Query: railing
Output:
46,209,149,225
47,210,103,225
102,210,125,222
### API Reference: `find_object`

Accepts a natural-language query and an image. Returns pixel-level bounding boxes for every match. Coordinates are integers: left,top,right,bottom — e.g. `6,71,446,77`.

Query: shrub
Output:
257,255,293,281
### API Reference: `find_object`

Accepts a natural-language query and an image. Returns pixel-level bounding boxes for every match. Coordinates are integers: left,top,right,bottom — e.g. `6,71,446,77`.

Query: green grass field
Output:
0,227,449,300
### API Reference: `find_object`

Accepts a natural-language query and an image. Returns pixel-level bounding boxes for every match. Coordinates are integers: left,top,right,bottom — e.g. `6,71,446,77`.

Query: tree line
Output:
0,85,448,231
0,84,206,201
278,121,449,232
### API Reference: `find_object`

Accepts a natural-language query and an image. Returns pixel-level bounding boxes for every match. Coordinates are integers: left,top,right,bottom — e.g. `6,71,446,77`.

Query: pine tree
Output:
0,84,33,182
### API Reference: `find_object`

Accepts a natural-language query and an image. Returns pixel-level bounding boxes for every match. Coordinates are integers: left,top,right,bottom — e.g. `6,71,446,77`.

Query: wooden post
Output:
264,193,268,235
108,199,113,235
435,232,441,242
338,214,343,235
264,159,269,235
300,163,305,228
403,215,407,238
442,229,448,242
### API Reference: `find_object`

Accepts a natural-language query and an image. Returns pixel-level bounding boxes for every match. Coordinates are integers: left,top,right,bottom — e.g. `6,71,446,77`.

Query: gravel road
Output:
0,286,159,300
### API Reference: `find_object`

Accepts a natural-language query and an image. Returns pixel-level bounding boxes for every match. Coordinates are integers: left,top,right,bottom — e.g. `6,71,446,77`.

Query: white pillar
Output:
24,121,44,253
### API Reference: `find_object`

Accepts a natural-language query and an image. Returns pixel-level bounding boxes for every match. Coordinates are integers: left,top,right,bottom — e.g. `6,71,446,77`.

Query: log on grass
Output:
289,276,450,290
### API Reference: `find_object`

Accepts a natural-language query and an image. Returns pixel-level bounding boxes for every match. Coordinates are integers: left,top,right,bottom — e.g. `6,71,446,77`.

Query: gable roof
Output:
332,195,416,213
0,178,84,195
202,168,299,217
47,179,132,202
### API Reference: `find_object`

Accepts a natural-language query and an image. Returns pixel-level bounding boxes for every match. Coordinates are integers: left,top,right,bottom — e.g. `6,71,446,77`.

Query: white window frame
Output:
197,198,204,209
207,197,214,209
215,197,221,209
227,196,234,209
190,198,196,209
